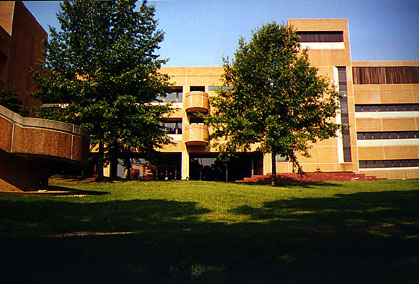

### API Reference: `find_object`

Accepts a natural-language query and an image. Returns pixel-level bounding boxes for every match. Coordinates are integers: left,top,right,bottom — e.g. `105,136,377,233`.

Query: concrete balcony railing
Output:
0,105,90,191
184,124,209,146
0,105,89,163
184,91,209,113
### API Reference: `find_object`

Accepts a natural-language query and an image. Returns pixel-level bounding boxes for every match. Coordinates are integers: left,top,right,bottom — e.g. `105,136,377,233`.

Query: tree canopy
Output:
31,0,171,178
205,22,341,184
0,87,28,116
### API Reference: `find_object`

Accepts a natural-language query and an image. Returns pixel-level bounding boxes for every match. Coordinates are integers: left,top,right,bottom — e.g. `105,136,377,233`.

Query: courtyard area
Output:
1,178,418,283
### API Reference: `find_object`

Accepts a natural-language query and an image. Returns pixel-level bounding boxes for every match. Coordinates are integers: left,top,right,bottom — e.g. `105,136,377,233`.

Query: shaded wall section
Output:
0,1,47,110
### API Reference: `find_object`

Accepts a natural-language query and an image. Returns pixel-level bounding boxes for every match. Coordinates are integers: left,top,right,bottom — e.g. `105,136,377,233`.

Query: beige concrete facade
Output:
2,5,417,181
155,19,418,180
352,61,419,179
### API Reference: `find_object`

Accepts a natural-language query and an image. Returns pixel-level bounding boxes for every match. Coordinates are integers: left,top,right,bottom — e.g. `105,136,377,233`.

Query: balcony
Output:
185,124,209,146
184,92,209,113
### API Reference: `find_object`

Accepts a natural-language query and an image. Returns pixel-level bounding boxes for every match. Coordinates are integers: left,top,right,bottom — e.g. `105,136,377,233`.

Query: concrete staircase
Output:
236,172,386,183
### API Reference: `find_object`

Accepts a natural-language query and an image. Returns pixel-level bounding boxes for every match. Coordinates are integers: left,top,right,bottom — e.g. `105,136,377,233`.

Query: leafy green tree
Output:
0,87,28,116
205,22,341,185
31,0,171,179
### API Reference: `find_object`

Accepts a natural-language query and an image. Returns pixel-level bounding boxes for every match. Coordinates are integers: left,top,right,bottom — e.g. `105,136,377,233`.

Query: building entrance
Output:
189,152,262,181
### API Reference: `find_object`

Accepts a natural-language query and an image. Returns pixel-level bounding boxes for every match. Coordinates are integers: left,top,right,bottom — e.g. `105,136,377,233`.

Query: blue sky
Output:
24,0,419,66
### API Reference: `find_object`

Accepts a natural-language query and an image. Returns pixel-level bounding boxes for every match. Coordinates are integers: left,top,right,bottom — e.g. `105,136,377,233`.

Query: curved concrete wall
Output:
184,92,209,113
184,124,209,146
0,105,89,163
0,105,89,191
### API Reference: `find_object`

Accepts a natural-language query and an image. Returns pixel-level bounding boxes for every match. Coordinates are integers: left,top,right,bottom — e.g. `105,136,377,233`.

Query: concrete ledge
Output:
0,105,89,138
0,105,90,164
0,106,90,191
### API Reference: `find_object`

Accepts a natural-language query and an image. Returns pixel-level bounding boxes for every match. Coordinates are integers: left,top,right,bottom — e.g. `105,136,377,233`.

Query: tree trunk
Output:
271,151,277,186
225,161,229,182
96,141,104,181
124,147,132,180
109,142,119,180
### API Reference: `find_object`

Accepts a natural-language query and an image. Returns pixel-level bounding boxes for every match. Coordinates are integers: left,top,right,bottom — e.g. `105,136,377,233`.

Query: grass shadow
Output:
0,198,211,237
1,187,418,283
230,190,419,236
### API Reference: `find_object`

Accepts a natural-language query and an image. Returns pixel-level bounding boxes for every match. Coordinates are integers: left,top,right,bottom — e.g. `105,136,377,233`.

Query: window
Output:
275,155,287,162
357,131,419,140
164,120,182,134
190,86,205,92
355,104,419,112
341,116,349,124
208,86,233,91
190,117,204,124
164,86,183,103
352,66,419,84
297,31,344,42
359,159,419,168
340,100,348,113
338,66,352,162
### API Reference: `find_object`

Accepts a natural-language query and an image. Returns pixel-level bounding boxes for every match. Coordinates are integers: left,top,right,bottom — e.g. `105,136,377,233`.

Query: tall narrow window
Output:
338,67,352,162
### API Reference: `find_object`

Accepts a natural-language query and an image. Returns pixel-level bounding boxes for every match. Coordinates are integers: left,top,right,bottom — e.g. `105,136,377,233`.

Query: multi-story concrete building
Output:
148,19,418,181
1,3,417,183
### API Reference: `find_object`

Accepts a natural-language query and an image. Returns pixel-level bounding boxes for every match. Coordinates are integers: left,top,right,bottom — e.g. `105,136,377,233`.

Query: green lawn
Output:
1,178,418,283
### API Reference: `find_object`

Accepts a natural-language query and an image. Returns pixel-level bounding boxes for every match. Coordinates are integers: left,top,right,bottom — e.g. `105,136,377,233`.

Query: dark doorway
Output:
153,153,181,180
189,152,262,181
131,153,181,180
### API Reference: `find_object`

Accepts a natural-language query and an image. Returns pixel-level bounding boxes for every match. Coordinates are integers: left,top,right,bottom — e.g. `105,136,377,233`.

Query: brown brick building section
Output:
0,3,89,191
0,1,47,110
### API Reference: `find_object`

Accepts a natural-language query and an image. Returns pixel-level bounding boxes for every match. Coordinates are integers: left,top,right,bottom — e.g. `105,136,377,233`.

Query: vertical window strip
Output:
338,66,352,162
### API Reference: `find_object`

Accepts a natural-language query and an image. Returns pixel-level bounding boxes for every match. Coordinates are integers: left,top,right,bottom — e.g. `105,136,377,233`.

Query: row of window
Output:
359,159,419,168
352,66,419,84
357,131,419,140
163,117,204,134
162,86,233,103
355,104,419,112
297,31,344,43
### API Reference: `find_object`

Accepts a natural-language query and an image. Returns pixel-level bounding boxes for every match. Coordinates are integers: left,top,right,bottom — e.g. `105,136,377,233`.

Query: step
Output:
235,171,386,183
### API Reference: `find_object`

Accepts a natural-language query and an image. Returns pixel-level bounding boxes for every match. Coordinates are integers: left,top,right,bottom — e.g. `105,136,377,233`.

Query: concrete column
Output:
263,153,272,175
181,150,190,180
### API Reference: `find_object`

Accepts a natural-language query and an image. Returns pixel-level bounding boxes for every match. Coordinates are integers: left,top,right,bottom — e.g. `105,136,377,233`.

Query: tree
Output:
0,87,28,116
205,22,341,185
31,0,171,179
